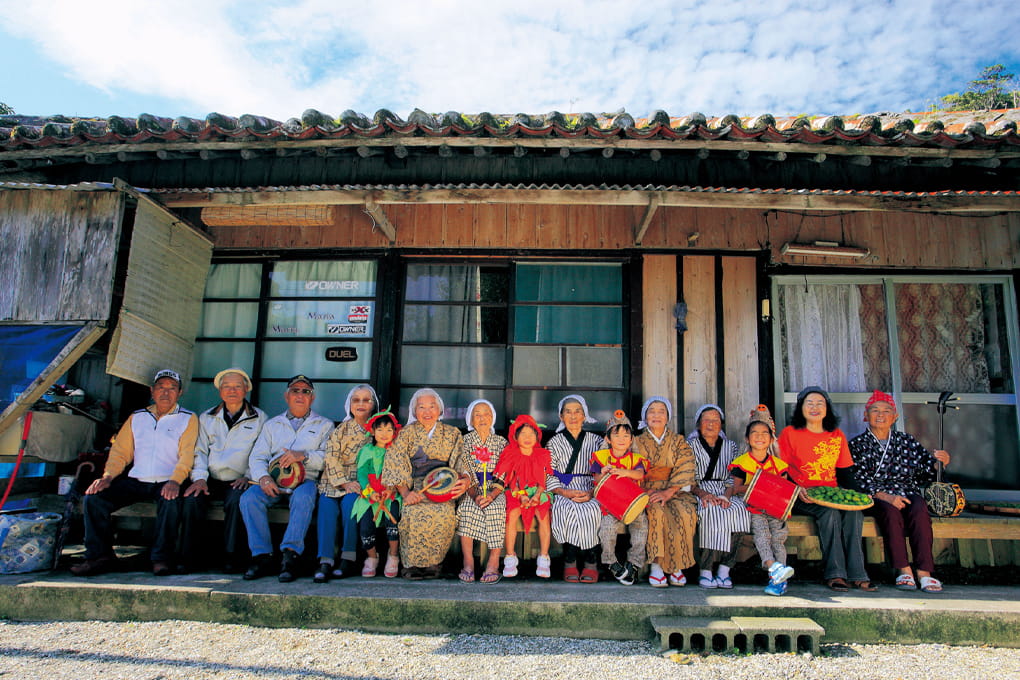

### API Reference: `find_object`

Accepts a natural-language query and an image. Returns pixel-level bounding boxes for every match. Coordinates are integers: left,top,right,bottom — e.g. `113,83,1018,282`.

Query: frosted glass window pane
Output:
266,300,375,338
510,390,624,433
270,261,377,297
204,263,261,298
405,265,507,302
261,341,373,380
400,346,505,385
566,347,623,387
199,302,258,338
515,263,622,303
512,346,561,386
256,381,350,423
192,342,255,378
900,402,1018,489
397,388,505,428
402,305,505,343
179,381,220,414
514,306,621,344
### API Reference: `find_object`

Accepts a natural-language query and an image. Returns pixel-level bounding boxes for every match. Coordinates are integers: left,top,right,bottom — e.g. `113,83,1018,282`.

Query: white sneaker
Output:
361,556,378,578
536,554,551,578
503,554,519,578
768,562,795,584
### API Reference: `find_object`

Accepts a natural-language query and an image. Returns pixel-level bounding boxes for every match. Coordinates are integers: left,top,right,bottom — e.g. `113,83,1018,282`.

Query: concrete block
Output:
649,616,740,653
730,616,825,655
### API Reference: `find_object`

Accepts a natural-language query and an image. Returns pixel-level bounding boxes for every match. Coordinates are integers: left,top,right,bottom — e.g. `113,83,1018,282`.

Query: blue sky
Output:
2,0,1019,121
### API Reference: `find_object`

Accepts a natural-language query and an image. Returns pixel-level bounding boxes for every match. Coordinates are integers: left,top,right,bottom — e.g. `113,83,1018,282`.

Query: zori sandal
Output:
895,573,917,590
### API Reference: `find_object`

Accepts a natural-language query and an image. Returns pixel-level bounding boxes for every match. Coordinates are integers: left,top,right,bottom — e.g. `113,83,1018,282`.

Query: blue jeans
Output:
316,493,359,562
241,480,317,557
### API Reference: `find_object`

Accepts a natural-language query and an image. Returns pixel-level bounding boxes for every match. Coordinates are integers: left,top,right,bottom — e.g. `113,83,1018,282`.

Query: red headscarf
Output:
863,390,896,420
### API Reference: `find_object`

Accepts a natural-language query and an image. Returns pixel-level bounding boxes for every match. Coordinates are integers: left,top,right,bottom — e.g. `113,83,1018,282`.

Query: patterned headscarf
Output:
863,390,896,420
465,399,497,432
638,396,673,430
406,388,445,426
341,384,379,423
694,403,727,440
555,394,598,432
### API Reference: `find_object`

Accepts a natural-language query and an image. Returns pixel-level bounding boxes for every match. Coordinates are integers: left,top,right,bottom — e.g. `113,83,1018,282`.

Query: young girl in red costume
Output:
349,409,402,578
495,415,554,579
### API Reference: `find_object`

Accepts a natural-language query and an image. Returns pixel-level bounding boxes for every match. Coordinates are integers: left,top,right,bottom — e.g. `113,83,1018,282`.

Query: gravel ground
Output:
1,620,1018,680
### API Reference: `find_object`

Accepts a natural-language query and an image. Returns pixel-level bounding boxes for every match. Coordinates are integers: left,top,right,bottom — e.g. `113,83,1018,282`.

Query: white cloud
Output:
2,0,1019,119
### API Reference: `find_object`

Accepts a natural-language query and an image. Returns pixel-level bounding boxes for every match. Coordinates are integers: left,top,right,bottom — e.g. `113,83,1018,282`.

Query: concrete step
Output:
651,615,824,654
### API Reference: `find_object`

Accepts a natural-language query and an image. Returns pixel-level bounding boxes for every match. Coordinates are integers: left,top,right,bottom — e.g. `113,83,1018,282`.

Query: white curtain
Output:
780,284,867,393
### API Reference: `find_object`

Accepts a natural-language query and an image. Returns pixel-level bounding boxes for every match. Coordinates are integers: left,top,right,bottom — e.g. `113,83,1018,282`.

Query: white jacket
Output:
248,410,333,482
193,401,267,482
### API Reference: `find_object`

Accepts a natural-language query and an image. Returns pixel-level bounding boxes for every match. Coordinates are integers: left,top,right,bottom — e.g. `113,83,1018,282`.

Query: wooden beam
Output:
633,194,662,245
364,197,396,243
158,186,1020,213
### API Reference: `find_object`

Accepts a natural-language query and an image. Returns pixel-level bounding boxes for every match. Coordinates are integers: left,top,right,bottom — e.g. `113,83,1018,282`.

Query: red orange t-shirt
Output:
777,426,853,488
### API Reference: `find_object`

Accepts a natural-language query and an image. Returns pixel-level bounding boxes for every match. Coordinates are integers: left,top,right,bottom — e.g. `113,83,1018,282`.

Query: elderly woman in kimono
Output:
634,396,698,587
689,404,750,589
456,399,509,584
382,388,471,579
546,394,604,583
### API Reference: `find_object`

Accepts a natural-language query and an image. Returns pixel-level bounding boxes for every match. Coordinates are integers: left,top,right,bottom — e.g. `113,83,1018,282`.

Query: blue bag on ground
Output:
0,512,62,573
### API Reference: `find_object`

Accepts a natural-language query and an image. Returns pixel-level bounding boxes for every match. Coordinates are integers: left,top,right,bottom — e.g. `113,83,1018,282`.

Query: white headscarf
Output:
407,388,446,426
342,384,379,423
465,399,497,432
638,396,673,430
555,394,598,432
692,403,727,440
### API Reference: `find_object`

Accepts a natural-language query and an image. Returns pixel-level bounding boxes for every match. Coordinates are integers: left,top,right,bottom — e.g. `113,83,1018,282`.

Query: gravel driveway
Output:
1,620,1018,680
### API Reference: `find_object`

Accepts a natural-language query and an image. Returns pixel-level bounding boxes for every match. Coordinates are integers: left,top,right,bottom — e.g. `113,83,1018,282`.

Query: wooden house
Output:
2,107,1020,508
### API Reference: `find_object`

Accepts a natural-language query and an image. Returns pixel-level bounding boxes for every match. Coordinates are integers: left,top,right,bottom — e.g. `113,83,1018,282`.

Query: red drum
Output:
744,468,799,521
594,474,649,524
269,459,306,490
421,466,459,502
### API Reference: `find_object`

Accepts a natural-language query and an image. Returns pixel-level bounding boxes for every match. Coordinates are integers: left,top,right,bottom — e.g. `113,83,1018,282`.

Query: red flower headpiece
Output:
365,407,401,438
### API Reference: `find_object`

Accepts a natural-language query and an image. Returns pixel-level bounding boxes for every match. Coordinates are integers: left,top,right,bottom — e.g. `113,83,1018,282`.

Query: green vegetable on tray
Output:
806,486,872,506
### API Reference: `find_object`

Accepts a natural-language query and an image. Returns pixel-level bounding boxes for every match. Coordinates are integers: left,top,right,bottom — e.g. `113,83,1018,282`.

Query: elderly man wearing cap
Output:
71,369,198,577
241,375,332,582
180,368,267,573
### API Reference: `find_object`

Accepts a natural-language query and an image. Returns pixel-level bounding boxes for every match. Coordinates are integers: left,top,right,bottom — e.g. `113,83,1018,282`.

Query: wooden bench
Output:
111,502,1020,567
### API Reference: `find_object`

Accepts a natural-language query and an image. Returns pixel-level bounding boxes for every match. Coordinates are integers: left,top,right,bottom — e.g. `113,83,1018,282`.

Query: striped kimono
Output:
689,434,750,552
546,429,603,551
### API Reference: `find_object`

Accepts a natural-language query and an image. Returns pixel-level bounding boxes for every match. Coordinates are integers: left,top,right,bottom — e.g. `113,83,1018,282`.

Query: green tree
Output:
940,64,1020,110
0,101,13,115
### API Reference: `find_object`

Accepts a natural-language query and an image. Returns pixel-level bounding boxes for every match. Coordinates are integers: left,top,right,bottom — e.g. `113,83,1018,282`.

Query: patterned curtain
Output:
895,283,991,393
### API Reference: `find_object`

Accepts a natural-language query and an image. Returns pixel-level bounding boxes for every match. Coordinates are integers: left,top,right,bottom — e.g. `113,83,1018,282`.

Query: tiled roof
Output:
2,108,1019,153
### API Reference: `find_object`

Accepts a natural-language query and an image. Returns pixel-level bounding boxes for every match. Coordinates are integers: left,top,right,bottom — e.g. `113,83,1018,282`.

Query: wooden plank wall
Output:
681,255,716,435
0,189,123,321
206,203,1020,270
721,256,760,435
641,255,679,430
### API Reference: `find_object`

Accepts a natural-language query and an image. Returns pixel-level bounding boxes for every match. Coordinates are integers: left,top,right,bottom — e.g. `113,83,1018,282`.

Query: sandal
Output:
579,565,599,583
698,575,718,589
919,576,943,593
826,578,850,592
895,573,917,590
715,575,733,589
458,567,476,583
852,580,878,592
648,572,668,588
563,565,580,583
480,570,502,584
668,571,687,587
